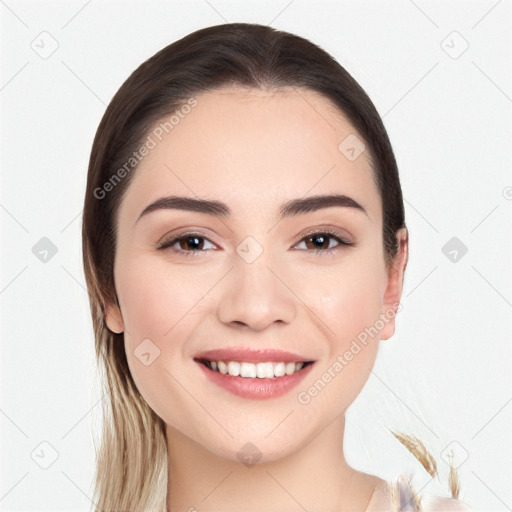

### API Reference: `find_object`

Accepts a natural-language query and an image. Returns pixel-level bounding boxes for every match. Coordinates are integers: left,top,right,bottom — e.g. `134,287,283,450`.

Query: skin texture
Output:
105,86,409,511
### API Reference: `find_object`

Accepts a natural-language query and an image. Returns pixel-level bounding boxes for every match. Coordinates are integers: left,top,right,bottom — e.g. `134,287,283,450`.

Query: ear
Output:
104,299,125,334
380,227,408,341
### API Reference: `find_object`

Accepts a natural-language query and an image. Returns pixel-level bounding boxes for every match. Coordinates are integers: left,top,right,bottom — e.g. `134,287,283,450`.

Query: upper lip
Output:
194,347,315,364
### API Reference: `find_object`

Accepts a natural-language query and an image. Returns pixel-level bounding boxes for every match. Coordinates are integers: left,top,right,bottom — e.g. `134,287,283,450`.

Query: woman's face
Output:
106,86,406,462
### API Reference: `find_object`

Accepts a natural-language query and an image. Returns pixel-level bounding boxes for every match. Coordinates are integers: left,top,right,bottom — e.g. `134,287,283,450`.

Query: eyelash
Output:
156,229,354,256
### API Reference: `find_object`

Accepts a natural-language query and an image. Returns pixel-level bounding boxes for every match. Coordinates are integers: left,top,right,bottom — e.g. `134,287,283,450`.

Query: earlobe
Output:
104,301,125,334
380,228,409,341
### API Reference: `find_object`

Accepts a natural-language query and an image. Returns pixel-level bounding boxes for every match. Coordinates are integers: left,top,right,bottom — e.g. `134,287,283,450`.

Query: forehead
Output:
118,86,381,225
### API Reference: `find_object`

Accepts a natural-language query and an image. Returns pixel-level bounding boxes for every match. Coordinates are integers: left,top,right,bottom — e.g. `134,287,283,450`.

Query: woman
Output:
82,22,472,511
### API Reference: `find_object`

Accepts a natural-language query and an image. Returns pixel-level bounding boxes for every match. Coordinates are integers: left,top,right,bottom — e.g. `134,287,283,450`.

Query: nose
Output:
217,255,296,332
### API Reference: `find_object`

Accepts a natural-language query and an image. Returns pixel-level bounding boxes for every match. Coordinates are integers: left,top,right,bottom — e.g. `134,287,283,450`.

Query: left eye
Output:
295,232,352,252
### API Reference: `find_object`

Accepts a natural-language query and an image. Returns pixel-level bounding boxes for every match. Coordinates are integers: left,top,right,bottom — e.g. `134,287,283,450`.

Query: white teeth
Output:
207,360,308,378
285,362,296,375
273,362,285,377
227,361,240,376
256,362,275,379
240,362,257,378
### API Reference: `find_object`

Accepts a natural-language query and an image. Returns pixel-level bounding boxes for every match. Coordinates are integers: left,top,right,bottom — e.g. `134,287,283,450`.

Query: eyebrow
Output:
135,193,369,225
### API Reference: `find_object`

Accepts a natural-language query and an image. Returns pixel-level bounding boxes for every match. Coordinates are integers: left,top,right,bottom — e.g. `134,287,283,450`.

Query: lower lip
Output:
196,361,314,400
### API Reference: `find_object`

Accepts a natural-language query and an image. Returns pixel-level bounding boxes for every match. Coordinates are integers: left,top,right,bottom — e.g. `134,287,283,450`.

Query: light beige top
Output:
365,477,473,512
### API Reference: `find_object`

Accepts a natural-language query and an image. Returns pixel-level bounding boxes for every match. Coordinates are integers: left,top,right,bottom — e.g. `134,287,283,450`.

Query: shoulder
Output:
420,496,473,512
365,477,472,512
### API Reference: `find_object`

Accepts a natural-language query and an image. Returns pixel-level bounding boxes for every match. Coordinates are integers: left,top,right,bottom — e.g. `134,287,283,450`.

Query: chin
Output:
211,439,299,466
210,419,318,466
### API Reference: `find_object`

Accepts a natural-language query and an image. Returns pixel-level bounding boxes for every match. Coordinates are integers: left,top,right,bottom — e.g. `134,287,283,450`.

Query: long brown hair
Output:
82,22,407,511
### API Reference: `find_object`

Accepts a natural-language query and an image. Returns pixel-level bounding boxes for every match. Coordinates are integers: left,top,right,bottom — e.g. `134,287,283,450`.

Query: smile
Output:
194,357,315,400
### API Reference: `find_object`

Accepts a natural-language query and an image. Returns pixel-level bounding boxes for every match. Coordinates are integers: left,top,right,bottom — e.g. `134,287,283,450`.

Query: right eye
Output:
157,233,217,255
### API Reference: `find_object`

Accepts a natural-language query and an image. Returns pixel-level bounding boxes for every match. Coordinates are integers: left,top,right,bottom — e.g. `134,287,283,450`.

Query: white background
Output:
1,0,511,510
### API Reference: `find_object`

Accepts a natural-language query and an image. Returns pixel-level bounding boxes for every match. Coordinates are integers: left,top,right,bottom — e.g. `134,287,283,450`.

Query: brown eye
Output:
295,231,353,254
157,233,216,254
178,235,205,251
304,233,331,250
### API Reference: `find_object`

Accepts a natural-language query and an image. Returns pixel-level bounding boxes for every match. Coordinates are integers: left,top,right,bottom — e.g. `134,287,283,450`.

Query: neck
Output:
166,414,377,512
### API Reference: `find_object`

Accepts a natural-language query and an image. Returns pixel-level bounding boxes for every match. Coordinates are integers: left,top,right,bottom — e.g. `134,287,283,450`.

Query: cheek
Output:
291,251,386,411
298,252,386,348
116,256,212,341
115,256,214,424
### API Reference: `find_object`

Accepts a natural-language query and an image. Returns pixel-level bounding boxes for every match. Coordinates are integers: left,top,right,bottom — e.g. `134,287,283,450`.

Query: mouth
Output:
192,347,316,399
194,357,315,400
194,358,315,379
